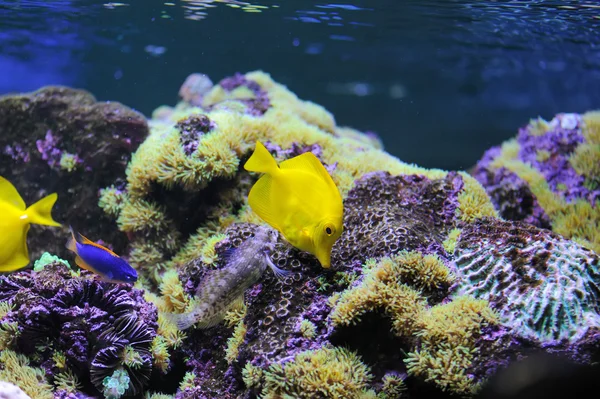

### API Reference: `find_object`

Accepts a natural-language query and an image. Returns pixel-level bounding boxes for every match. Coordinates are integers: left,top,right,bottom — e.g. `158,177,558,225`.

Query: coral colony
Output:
0,71,599,399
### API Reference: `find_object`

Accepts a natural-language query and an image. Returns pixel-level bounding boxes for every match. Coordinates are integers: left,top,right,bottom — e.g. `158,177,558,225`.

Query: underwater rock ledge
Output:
0,71,599,399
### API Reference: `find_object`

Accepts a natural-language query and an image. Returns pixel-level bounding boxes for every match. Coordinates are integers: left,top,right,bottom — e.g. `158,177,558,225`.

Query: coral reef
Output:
473,111,600,253
0,86,148,261
2,71,600,399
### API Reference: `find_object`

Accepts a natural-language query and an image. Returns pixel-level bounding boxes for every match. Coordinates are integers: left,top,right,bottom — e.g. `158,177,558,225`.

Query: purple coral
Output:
517,113,592,202
474,147,551,228
474,112,600,226
36,130,63,168
218,73,271,116
176,114,216,156
0,261,157,396
334,171,464,270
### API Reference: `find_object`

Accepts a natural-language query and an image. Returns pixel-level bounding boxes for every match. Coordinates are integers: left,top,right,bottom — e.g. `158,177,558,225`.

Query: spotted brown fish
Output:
170,225,289,330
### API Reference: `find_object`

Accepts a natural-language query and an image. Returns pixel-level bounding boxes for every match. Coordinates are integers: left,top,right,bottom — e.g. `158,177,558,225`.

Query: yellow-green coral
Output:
330,251,454,336
0,350,54,399
150,336,171,374
0,301,12,319
405,296,498,395
443,228,462,255
54,368,82,393
570,143,600,189
378,374,406,399
59,152,79,172
456,171,498,223
298,319,317,339
52,351,67,370
498,158,600,253
223,300,247,328
0,321,19,350
261,346,372,399
481,110,600,253
178,372,197,390
242,363,263,390
159,269,192,313
99,185,128,217
225,321,247,364
330,257,426,336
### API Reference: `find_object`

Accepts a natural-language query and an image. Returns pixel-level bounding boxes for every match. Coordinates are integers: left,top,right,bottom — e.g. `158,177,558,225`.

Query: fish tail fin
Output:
25,193,61,227
244,141,279,175
65,226,78,253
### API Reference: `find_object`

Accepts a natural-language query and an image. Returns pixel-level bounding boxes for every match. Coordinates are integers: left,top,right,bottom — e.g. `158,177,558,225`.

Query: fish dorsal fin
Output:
244,141,279,175
75,229,119,257
0,176,26,210
247,174,282,231
280,152,339,195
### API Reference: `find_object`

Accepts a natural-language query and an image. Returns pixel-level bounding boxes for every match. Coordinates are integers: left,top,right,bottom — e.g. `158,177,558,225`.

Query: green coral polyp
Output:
59,152,79,172
405,296,498,395
260,346,373,398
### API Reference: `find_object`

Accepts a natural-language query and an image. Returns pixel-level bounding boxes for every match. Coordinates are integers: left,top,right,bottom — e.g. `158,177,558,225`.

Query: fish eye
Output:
325,224,334,236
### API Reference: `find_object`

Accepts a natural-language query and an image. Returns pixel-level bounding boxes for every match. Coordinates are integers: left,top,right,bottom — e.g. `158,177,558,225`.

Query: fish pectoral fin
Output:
247,174,282,231
195,313,226,329
0,176,26,210
265,254,291,280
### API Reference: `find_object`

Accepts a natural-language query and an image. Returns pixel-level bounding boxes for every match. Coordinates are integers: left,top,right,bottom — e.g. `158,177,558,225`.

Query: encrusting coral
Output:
3,71,600,399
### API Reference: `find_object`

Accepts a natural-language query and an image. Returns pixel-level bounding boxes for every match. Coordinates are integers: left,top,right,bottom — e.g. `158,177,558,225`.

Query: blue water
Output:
1,0,599,169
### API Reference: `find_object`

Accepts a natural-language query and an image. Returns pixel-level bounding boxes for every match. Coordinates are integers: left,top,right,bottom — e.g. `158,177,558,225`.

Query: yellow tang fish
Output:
0,176,61,272
244,141,344,268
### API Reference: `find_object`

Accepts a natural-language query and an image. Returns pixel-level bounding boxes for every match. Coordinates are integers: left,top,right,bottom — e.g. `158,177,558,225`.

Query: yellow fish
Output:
0,176,61,272
244,141,343,268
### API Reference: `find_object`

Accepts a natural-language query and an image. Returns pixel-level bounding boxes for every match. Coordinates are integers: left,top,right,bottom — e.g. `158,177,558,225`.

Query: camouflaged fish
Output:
169,225,289,330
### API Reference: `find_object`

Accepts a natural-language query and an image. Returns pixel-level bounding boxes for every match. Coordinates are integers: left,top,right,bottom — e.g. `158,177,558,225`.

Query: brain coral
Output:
473,111,600,253
453,217,600,345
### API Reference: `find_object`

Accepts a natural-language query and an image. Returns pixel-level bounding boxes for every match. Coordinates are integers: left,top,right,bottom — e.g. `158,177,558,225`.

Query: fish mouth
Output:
315,249,332,269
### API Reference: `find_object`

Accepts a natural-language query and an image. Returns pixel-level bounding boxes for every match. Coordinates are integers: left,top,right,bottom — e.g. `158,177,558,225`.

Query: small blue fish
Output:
65,227,137,284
